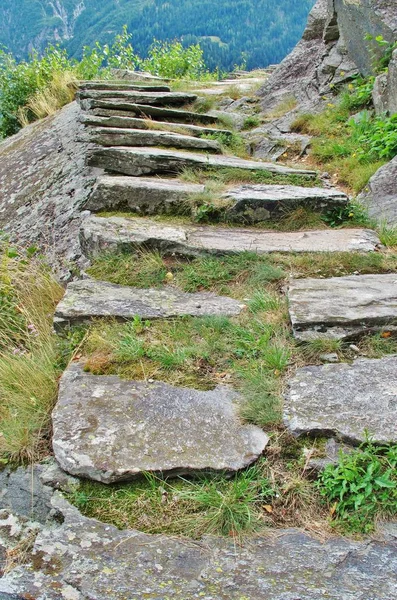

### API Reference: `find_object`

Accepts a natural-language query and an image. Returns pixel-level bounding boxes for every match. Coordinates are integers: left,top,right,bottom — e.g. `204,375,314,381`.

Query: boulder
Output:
52,363,269,483
284,355,397,444
54,279,245,328
80,215,381,258
358,155,397,225
288,273,397,340
373,49,397,115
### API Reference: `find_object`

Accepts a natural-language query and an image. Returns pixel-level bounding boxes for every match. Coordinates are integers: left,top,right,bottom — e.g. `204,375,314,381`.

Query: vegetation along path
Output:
1,65,396,599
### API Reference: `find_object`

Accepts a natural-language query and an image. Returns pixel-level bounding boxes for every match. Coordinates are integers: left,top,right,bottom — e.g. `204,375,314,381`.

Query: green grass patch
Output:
179,166,321,187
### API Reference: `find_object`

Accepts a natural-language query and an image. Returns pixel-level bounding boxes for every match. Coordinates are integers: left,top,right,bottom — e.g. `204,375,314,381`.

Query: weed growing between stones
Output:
317,440,397,534
179,166,321,187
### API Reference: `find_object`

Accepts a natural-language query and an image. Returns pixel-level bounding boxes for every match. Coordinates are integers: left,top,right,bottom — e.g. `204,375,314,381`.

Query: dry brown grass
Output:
18,71,78,125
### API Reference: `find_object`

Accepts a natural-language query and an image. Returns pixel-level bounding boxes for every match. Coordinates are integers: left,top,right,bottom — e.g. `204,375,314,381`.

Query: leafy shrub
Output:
349,113,397,161
140,40,208,79
317,440,397,533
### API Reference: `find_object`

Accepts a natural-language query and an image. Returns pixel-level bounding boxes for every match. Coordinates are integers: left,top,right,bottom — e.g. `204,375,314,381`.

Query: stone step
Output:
53,362,269,483
87,177,348,222
87,127,222,153
80,215,381,258
54,279,245,329
86,176,204,213
284,355,397,444
223,184,349,223
79,81,171,92
288,273,397,341
78,90,197,106
81,113,233,139
88,146,317,178
85,101,220,124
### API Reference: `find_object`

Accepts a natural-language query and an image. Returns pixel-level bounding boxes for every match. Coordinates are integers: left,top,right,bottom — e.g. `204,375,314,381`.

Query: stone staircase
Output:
6,76,393,599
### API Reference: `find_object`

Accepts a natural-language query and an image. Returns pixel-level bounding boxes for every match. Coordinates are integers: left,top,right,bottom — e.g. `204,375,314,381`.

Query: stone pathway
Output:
4,74,397,597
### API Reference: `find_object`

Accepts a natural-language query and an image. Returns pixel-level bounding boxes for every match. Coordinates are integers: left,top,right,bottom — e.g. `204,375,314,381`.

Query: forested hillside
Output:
0,0,315,71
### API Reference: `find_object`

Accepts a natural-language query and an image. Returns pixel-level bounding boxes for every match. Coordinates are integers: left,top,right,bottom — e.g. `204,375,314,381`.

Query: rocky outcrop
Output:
0,101,97,279
372,49,397,115
259,0,397,112
1,494,397,600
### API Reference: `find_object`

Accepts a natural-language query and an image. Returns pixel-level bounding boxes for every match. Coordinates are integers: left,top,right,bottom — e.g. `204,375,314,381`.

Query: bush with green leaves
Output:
349,112,397,161
317,440,397,533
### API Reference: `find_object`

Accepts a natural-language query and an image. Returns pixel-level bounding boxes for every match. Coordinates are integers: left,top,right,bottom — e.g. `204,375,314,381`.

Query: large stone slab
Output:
54,279,245,328
79,81,171,92
80,215,381,258
1,495,396,600
78,90,197,106
85,100,223,124
86,175,204,213
52,363,268,483
88,146,317,178
81,112,233,138
284,355,397,444
288,273,397,340
88,127,222,153
224,184,349,223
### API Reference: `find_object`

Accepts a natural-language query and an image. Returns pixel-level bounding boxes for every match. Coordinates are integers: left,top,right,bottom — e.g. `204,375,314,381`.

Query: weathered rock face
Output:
80,215,381,258
78,90,197,106
0,101,97,279
52,363,269,483
1,495,397,600
358,155,397,225
258,0,397,113
284,355,397,444
372,49,397,115
288,273,397,340
54,279,245,328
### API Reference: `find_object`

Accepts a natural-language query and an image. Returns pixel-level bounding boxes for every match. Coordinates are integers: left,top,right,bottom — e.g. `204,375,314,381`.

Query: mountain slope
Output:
0,0,315,71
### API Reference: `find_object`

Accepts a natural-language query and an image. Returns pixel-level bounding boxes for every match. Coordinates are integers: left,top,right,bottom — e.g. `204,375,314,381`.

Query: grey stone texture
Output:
80,215,381,258
1,495,396,600
288,273,397,341
0,101,97,279
78,90,197,106
223,183,348,223
85,101,220,124
86,175,204,214
0,467,53,524
87,146,317,178
88,126,222,153
358,155,397,226
81,113,233,138
52,363,269,483
79,81,171,93
54,279,245,328
284,355,397,444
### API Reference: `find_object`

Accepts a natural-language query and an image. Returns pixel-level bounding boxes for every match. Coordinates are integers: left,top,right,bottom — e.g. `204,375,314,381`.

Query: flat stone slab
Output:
54,279,245,328
88,127,222,153
79,82,171,92
2,495,396,600
80,215,381,258
82,112,233,138
224,184,349,223
85,100,224,124
78,90,197,106
86,175,204,213
52,363,269,483
284,355,397,444
88,146,317,178
288,273,397,340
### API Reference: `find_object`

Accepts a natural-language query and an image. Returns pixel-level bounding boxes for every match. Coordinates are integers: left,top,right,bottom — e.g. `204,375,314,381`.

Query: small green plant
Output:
322,201,371,228
242,115,261,130
317,440,397,533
